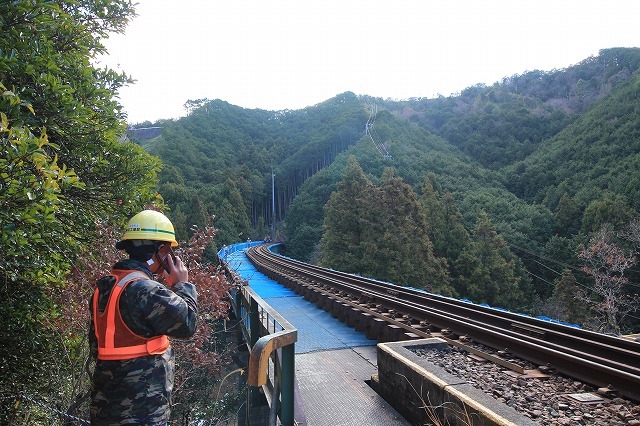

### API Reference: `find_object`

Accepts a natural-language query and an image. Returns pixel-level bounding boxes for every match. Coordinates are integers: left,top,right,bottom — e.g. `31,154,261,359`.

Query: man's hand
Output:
163,255,188,286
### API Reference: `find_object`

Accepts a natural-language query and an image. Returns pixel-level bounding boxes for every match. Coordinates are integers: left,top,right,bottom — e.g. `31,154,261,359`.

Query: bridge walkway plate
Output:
226,250,410,425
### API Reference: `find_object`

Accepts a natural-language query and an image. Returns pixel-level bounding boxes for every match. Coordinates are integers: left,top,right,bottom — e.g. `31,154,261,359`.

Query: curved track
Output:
246,244,640,401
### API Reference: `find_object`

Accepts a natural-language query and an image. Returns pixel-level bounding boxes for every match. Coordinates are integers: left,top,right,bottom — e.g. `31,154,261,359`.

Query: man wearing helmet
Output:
89,210,198,425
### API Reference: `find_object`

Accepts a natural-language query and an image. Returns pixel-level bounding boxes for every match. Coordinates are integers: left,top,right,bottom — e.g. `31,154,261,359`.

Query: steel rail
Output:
248,245,640,367
247,245,640,401
256,246,639,357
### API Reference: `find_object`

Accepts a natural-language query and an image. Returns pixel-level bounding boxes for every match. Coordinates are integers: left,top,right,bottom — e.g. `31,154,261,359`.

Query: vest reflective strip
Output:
98,336,169,359
104,271,147,349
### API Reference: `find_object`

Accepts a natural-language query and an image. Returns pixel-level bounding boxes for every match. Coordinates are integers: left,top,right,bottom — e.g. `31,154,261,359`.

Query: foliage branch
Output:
1,0,168,420
24,213,234,424
579,225,639,334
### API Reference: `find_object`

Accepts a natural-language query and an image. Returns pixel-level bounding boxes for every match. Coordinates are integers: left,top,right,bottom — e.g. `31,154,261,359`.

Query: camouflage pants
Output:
90,349,175,425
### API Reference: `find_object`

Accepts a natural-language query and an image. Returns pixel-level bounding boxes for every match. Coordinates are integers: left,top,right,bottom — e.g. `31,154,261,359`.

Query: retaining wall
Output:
376,339,538,426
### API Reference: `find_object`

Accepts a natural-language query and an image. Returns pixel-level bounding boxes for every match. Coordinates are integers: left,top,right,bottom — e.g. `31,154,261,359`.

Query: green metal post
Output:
250,298,260,347
248,295,262,425
234,289,242,318
280,343,295,426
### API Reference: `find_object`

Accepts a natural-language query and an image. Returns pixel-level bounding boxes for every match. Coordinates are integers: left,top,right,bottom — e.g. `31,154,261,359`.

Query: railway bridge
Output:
219,242,640,426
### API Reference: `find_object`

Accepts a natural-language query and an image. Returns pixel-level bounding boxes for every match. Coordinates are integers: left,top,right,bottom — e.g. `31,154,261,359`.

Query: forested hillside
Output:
138,47,640,333
138,94,366,242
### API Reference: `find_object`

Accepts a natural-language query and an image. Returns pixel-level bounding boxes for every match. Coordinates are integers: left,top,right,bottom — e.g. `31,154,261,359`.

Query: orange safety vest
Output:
93,269,170,361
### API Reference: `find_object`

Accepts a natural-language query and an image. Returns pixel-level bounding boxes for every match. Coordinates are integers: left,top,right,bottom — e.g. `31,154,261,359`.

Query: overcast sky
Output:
97,0,640,124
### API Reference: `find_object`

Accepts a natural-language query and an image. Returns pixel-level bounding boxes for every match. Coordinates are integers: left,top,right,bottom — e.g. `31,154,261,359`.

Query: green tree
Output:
581,196,636,234
1,1,159,226
360,169,452,294
554,193,580,236
288,224,323,262
211,179,252,246
440,192,470,265
548,269,591,325
535,235,582,300
171,204,189,241
284,192,325,260
188,196,209,235
319,157,373,272
284,168,341,261
421,176,447,257
420,174,470,272
0,1,161,420
454,211,532,310
0,90,85,416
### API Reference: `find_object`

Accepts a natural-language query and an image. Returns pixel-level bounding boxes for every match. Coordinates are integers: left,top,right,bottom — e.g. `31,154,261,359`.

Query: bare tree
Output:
618,216,640,251
578,225,640,334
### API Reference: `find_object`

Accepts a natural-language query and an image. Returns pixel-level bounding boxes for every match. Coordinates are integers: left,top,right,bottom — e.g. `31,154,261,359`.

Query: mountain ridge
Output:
133,48,640,316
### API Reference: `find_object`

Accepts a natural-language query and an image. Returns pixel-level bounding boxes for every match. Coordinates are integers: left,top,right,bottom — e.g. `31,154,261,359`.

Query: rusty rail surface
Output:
247,244,640,402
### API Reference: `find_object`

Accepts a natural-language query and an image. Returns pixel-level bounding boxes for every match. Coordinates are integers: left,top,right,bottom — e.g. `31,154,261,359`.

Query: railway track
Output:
245,244,640,402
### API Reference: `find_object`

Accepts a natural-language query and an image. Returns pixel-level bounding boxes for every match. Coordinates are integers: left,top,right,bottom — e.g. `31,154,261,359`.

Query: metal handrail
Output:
227,280,298,426
235,284,297,380
248,330,297,386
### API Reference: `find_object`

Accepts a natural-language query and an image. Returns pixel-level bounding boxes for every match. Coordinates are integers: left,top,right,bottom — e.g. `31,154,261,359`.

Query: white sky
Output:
98,0,640,124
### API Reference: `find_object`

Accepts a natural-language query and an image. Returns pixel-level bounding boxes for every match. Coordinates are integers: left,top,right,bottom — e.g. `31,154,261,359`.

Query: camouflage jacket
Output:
89,259,198,425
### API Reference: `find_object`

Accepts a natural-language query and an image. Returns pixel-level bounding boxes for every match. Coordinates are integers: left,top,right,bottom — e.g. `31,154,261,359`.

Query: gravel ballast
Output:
411,345,640,425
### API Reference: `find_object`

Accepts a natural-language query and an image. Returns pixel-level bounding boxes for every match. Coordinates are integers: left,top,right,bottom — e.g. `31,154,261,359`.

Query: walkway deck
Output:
226,248,410,425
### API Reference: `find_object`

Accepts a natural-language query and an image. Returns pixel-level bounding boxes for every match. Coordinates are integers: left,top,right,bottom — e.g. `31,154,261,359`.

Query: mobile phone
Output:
157,244,176,272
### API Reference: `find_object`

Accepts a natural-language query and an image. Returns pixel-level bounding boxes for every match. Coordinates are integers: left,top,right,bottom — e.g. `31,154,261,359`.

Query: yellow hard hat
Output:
117,210,178,247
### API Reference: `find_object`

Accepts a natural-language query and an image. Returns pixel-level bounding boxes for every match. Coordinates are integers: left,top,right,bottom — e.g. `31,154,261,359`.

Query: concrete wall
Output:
376,339,538,426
